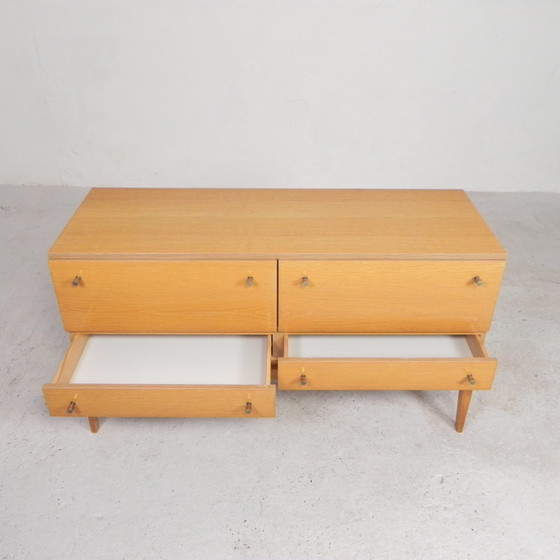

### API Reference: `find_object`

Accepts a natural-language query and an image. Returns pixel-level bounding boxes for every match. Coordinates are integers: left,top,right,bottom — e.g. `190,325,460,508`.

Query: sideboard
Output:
43,189,506,433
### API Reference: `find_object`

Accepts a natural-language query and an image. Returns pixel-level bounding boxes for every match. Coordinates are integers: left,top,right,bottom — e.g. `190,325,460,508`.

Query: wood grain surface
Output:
50,260,277,333
279,260,505,333
49,188,506,260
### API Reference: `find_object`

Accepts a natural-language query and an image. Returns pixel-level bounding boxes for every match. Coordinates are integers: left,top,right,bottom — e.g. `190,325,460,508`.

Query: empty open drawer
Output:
277,335,496,391
43,335,275,418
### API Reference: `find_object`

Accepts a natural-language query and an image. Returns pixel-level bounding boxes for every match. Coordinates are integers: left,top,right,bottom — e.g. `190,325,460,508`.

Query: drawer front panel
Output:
50,260,277,333
277,359,496,391
43,385,276,418
279,260,505,333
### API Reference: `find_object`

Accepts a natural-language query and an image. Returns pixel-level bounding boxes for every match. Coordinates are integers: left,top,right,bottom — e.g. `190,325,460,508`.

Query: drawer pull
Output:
467,373,476,385
300,373,307,386
473,276,485,286
301,276,309,287
72,275,81,287
66,394,78,414
245,401,253,414
245,276,254,287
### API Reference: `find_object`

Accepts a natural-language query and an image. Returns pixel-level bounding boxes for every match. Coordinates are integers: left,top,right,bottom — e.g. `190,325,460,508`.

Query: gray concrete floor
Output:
1,186,559,559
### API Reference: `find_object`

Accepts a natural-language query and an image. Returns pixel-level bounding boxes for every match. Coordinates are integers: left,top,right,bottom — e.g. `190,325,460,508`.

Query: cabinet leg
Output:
455,391,473,432
88,417,100,433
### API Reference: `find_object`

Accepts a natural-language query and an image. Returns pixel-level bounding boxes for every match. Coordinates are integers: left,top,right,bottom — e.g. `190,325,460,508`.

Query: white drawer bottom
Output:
71,335,269,385
286,335,474,359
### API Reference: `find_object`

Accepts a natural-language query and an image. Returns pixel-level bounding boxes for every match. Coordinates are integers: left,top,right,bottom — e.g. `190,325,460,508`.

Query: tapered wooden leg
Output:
88,417,100,433
455,390,473,432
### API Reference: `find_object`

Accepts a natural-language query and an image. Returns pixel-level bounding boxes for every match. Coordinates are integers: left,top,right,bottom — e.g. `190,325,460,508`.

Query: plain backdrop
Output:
1,1,559,191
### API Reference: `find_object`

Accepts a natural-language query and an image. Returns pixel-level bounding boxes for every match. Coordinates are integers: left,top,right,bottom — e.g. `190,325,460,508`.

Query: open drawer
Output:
277,335,496,391
43,335,275,427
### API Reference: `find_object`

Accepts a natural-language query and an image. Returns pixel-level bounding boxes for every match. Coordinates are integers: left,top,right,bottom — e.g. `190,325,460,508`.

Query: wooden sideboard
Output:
43,189,506,433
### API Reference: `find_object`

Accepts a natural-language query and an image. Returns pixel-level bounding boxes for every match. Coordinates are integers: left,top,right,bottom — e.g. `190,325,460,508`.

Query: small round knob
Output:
301,276,309,287
245,401,253,414
473,276,484,287
66,400,77,414
72,276,81,287
467,374,476,385
245,276,254,287
300,373,307,386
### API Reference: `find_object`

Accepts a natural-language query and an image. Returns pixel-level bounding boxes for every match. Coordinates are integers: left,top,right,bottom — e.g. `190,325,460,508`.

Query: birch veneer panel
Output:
49,189,505,260
279,260,505,333
50,260,277,333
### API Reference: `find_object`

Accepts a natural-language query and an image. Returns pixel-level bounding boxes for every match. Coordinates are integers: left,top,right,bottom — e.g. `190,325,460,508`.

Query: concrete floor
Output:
1,186,559,559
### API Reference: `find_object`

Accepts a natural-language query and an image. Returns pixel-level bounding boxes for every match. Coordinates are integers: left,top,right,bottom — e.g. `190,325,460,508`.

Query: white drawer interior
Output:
287,335,474,359
70,335,269,385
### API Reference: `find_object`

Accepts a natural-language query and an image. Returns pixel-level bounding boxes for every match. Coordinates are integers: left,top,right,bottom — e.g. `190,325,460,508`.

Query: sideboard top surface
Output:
49,188,506,260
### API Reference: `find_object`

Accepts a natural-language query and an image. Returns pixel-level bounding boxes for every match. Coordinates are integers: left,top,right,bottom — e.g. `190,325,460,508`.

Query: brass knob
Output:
301,276,309,287
245,401,253,414
66,400,77,414
473,276,484,287
467,374,476,385
72,276,81,287
245,276,254,287
300,374,307,386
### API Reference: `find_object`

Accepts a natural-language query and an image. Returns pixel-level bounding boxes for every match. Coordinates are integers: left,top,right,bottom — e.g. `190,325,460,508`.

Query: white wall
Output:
1,1,559,191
